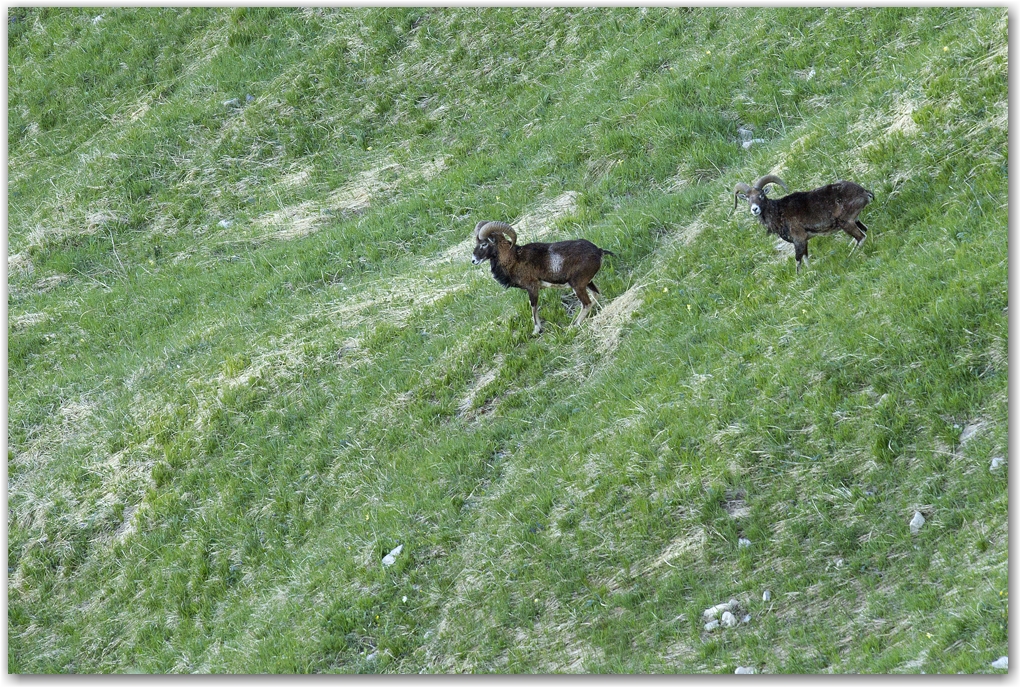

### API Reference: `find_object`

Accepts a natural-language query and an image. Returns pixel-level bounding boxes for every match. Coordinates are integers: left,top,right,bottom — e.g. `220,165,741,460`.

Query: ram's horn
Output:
752,175,789,193
477,221,517,246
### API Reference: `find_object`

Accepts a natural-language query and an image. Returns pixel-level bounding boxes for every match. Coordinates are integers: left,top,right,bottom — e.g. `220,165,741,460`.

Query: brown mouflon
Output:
471,220,614,335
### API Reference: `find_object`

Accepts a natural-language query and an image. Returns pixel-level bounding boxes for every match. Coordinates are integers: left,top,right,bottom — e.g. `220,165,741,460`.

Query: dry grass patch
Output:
329,158,401,214
253,201,322,241
8,252,34,277
586,283,644,358
516,191,579,239
277,165,312,190
249,155,452,242
10,311,48,331
457,354,504,416
887,100,921,136
317,273,473,330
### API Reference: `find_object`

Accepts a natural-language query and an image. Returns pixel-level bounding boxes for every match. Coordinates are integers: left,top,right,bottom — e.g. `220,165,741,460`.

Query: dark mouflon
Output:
471,220,614,335
734,175,874,273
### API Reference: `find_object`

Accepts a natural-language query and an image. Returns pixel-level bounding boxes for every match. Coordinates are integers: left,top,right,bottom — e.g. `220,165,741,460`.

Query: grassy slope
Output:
7,7,1007,674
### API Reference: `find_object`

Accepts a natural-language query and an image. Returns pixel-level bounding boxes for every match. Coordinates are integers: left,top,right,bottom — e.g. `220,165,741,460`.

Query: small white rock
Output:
762,590,771,602
738,537,752,548
366,651,378,662
703,600,736,620
217,219,232,228
381,544,403,566
909,511,926,534
704,619,720,632
721,611,738,628
735,666,756,674
990,457,1005,471
742,614,751,624
991,656,1007,670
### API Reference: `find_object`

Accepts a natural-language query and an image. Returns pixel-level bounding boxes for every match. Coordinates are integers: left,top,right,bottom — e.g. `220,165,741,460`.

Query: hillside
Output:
7,7,1008,673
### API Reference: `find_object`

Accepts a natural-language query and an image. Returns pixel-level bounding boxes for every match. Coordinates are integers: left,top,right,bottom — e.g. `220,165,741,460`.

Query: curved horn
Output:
474,220,489,239
752,175,789,193
733,182,752,210
477,221,517,247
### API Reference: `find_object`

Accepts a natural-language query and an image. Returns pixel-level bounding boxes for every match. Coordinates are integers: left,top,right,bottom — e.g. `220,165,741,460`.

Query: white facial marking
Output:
750,204,761,216
548,251,564,274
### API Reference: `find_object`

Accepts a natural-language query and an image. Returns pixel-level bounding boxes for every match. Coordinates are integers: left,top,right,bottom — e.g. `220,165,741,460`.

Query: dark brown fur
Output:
472,228,613,335
736,179,874,273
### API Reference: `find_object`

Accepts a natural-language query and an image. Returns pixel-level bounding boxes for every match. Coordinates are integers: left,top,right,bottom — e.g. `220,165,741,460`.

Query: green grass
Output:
8,7,1007,674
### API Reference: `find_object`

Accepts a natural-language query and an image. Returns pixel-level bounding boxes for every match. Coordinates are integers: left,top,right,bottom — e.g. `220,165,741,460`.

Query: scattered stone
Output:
742,614,751,624
742,138,767,150
704,619,720,632
762,590,771,602
246,94,255,103
217,219,232,229
735,666,756,674
738,537,752,548
991,656,1007,670
224,98,242,109
91,14,103,25
703,599,739,619
721,611,738,628
990,456,1005,471
366,651,378,662
909,511,926,534
737,127,754,142
381,544,403,566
